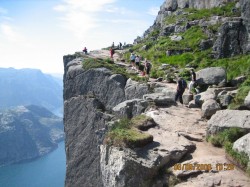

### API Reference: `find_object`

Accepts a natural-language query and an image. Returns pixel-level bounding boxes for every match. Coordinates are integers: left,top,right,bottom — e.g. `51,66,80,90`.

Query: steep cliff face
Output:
63,57,127,187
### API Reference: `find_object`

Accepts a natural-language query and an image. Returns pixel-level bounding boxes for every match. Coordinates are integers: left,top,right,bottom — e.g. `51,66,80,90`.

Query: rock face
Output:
125,79,149,100
63,58,128,187
0,105,64,166
213,20,248,58
207,110,250,135
196,67,226,86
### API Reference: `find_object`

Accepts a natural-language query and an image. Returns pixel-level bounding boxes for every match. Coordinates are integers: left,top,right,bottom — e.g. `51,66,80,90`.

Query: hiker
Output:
112,42,115,48
135,55,140,70
145,60,152,76
188,69,196,93
175,77,187,104
110,48,115,58
83,47,88,54
119,42,122,49
130,53,136,68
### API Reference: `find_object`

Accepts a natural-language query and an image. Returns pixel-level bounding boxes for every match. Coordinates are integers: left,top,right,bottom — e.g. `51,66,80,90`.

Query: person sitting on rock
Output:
83,47,88,54
175,77,187,104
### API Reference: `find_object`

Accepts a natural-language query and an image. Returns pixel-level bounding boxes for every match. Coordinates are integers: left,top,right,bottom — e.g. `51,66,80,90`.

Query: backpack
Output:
178,79,187,90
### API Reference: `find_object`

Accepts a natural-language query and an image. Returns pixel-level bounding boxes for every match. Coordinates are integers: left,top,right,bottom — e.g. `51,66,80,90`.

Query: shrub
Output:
105,117,153,148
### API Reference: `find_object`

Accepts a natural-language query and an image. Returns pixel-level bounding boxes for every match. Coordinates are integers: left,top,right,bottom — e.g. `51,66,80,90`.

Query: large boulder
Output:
196,67,227,86
194,90,216,107
233,133,250,158
244,91,250,109
207,110,250,135
125,79,149,100
112,99,149,119
201,99,221,119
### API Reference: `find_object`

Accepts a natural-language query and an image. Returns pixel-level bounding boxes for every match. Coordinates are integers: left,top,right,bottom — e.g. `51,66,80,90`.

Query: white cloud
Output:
54,0,117,39
0,23,25,42
147,7,159,16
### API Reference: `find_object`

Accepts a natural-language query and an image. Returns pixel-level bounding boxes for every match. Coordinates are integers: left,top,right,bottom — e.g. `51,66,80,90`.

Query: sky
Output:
0,0,164,74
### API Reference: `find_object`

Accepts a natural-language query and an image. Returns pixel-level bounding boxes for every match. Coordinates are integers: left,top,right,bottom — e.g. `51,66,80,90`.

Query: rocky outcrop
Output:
64,58,127,111
125,79,149,100
143,93,175,106
113,99,149,119
207,110,250,135
196,67,227,86
213,20,248,58
0,105,63,166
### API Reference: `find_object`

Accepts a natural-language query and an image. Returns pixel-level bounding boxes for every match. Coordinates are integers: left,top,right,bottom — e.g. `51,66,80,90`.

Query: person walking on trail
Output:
110,48,115,58
175,77,187,104
83,47,88,54
130,53,136,68
188,69,196,93
119,42,122,49
135,55,140,70
145,60,152,76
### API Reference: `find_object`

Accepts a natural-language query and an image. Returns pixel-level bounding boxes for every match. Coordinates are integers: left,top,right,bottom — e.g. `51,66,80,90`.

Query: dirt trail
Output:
88,50,250,186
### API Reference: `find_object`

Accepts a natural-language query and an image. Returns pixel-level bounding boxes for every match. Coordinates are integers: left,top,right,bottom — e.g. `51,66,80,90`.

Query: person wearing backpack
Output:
175,77,187,104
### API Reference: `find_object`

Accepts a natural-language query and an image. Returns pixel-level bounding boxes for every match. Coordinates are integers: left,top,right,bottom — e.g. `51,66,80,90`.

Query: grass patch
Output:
207,127,249,171
105,118,153,148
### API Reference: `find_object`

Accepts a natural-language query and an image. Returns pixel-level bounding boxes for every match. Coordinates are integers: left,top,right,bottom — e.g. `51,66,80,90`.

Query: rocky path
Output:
88,50,250,186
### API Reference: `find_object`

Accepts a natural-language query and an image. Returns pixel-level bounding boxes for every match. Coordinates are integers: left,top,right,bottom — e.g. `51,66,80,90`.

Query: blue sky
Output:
0,0,164,74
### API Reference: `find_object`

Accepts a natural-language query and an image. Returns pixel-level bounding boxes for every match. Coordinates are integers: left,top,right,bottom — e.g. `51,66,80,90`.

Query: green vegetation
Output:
207,128,249,172
105,117,153,148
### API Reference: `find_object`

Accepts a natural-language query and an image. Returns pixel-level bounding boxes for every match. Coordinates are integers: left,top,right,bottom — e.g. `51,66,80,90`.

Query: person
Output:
112,42,115,48
135,55,140,70
145,60,152,76
188,69,196,93
175,77,187,104
130,53,136,68
119,42,122,49
83,47,88,54
110,48,115,58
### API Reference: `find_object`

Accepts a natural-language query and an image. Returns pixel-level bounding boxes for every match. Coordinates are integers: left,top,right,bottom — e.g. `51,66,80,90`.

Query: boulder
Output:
233,133,250,158
207,110,250,135
194,90,216,107
244,91,250,109
125,78,149,100
183,93,193,105
170,35,183,41
112,99,149,119
196,67,227,86
230,76,247,87
143,93,175,106
200,39,213,50
217,91,233,108
188,100,199,108
201,99,221,119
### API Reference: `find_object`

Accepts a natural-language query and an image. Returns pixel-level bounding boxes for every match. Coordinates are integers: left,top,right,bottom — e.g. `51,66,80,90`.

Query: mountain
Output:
0,68,63,114
0,105,64,166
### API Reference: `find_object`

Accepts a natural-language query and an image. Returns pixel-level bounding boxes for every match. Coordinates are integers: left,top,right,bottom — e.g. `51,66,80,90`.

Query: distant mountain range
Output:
0,68,63,115
0,105,64,166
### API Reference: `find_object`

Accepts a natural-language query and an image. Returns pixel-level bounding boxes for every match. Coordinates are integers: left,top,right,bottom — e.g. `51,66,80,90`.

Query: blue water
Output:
0,141,66,187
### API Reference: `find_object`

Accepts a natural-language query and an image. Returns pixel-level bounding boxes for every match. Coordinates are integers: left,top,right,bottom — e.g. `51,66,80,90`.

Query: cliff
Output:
0,105,64,166
63,0,250,186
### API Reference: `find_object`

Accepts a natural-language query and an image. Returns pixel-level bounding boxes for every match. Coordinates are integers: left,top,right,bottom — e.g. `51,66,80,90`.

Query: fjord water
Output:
0,141,66,187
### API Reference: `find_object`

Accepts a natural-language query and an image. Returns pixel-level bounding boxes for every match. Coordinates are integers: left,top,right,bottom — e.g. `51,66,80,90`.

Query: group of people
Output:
175,69,196,105
130,53,152,76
